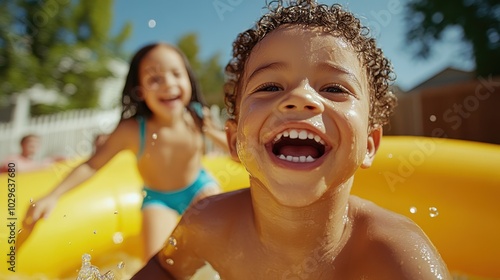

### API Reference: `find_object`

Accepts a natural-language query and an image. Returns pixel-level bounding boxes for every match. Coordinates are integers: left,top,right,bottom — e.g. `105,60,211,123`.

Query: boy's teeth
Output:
278,154,315,163
273,129,325,145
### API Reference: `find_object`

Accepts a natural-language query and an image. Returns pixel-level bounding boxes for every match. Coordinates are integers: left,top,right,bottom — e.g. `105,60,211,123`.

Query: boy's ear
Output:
225,119,240,162
361,126,382,169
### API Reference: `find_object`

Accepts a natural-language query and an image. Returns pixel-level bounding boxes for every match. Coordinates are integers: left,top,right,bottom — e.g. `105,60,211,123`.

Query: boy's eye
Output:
255,83,282,92
321,85,346,93
320,84,354,98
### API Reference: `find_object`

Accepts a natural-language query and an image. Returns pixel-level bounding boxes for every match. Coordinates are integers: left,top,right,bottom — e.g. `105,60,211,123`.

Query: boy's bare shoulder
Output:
182,188,252,225
345,195,450,279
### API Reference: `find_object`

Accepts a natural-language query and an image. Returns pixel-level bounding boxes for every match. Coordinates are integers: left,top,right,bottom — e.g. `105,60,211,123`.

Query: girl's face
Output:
226,25,380,207
139,45,192,119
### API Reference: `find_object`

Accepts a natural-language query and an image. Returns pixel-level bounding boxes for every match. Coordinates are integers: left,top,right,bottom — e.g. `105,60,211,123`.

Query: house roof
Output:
408,66,475,92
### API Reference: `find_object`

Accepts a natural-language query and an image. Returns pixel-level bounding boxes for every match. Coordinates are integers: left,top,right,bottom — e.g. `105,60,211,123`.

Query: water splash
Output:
429,207,439,218
76,253,115,280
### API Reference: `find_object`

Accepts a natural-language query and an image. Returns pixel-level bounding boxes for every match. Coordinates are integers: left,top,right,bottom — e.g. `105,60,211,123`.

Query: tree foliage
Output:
404,0,500,77
0,0,131,115
176,33,225,108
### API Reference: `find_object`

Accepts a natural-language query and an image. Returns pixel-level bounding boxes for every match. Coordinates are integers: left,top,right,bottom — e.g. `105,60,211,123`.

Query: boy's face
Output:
226,25,381,207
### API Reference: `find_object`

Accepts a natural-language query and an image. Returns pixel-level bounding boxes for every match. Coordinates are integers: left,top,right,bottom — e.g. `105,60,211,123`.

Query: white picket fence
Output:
0,105,227,163
0,108,122,162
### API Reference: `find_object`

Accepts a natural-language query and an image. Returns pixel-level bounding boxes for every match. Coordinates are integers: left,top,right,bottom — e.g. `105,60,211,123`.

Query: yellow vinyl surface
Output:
0,136,499,279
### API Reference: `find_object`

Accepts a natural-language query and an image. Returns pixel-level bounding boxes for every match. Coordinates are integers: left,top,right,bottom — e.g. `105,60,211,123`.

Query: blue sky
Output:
112,0,474,91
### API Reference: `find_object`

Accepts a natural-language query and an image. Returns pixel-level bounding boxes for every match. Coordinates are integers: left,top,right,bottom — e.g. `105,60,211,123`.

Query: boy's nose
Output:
279,85,324,114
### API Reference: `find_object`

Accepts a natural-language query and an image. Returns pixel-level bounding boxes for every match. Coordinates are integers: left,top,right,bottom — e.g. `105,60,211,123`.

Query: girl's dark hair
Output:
224,0,397,128
121,42,207,129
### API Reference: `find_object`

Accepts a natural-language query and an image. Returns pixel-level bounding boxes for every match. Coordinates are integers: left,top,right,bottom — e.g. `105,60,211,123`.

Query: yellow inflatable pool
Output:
0,136,499,279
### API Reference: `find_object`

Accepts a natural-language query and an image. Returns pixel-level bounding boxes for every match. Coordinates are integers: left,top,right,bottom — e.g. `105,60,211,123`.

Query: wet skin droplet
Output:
168,236,177,248
166,258,174,265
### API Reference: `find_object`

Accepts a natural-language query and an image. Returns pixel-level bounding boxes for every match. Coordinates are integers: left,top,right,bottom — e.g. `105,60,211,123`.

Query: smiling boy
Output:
132,1,450,279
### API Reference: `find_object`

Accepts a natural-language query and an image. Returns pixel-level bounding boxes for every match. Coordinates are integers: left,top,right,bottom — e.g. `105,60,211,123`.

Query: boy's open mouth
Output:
271,129,326,163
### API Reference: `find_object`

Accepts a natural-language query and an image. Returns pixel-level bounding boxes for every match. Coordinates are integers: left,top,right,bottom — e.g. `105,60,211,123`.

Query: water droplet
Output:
30,198,34,203
409,206,417,214
93,230,97,234
82,253,91,262
142,190,148,198
429,115,437,122
117,261,125,269
114,210,118,214
63,214,67,218
148,19,157,28
113,232,124,244
102,270,115,280
32,203,36,208
168,236,177,248
387,153,393,159
69,242,72,245
429,207,439,218
166,258,174,265
152,133,158,140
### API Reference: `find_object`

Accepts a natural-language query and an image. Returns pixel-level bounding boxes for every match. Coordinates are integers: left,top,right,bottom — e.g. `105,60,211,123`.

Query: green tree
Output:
0,0,132,115
404,0,500,77
176,33,225,108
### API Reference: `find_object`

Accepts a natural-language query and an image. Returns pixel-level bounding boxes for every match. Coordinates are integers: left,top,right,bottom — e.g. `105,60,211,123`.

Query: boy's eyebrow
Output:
318,62,363,90
246,61,287,83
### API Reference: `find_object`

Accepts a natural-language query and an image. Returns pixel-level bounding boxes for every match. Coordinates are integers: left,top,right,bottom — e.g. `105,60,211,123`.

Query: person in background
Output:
1,134,61,173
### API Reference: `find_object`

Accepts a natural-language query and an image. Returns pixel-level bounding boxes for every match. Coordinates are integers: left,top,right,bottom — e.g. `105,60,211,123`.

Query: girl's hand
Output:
22,194,58,228
201,106,218,132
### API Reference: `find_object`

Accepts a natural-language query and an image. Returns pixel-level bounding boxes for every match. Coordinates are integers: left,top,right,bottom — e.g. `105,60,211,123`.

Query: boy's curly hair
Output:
224,0,397,127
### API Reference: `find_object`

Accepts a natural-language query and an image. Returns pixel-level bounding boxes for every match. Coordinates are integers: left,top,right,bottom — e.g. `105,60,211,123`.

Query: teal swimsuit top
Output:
137,116,146,159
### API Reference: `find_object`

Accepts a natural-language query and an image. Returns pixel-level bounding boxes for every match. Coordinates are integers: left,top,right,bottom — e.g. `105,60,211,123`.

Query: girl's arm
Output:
201,107,229,152
24,120,137,222
203,125,229,152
